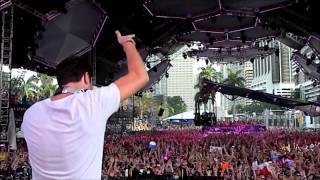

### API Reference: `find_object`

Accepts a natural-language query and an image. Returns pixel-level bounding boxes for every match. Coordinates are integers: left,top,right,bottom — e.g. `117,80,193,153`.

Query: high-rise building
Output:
166,47,195,111
153,46,195,111
251,40,295,97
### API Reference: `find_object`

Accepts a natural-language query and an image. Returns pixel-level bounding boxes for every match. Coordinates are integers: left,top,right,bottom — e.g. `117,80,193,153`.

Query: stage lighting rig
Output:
146,62,151,68
182,52,188,59
250,58,254,63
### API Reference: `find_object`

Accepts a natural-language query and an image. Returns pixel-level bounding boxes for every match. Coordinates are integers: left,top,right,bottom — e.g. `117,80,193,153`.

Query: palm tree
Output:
195,64,222,112
222,68,245,121
11,73,58,103
198,64,222,82
34,73,57,99
11,75,39,103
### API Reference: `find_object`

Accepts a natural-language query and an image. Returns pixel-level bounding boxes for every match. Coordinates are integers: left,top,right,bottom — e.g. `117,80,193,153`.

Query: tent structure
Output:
163,111,196,125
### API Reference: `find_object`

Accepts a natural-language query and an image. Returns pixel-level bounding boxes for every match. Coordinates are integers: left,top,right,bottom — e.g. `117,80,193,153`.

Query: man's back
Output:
22,84,120,180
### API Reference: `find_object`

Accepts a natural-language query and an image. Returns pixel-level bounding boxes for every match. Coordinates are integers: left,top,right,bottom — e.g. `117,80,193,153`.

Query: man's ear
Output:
83,72,91,84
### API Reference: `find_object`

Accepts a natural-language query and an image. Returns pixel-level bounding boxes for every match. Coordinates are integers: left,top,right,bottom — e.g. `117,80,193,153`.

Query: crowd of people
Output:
1,124,320,179
0,141,31,179
103,129,320,179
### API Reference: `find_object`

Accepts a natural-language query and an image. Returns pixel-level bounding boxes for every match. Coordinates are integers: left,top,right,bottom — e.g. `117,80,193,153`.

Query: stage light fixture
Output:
311,53,316,61
263,45,269,51
182,52,187,59
306,58,312,66
146,62,151,68
218,47,222,54
165,72,169,78
275,49,279,56
295,68,300,73
312,80,317,87
206,59,209,65
261,56,264,60
153,67,157,72
250,58,254,63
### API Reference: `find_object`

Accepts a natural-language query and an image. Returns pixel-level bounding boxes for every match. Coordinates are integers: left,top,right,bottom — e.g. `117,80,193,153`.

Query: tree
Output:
11,75,38,103
11,73,57,103
34,73,58,100
166,96,187,116
198,64,222,82
222,68,245,121
136,92,153,118
195,64,222,112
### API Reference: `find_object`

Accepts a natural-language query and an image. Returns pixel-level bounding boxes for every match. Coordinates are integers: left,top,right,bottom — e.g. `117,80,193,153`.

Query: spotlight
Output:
263,45,268,51
295,68,300,74
312,80,317,87
311,53,316,61
150,88,154,92
182,52,187,59
153,67,157,72
197,57,199,62
205,59,209,65
147,62,151,68
187,43,191,47
306,58,312,66
261,56,264,59
165,72,169,78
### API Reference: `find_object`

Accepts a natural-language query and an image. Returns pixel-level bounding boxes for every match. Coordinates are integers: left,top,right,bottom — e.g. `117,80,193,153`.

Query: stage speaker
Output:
158,108,164,116
33,0,108,67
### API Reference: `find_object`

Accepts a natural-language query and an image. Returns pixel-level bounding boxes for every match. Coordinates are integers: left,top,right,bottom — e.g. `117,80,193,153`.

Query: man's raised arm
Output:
114,31,149,102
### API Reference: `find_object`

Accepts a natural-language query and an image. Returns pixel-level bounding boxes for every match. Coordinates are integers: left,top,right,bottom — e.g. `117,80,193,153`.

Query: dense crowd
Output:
103,129,320,179
0,141,31,179
1,125,320,179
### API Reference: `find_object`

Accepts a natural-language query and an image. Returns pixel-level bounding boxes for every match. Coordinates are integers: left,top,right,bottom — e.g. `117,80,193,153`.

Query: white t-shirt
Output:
21,83,120,180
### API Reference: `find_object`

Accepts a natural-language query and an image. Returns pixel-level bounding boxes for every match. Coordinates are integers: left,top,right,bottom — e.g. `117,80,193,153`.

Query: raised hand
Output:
115,30,136,46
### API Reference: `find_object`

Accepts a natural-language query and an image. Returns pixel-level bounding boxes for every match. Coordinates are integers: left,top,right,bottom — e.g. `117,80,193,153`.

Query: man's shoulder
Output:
24,99,47,117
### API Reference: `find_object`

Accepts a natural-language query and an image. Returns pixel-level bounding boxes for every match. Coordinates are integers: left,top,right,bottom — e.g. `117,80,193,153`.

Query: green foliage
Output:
223,68,245,87
166,96,187,116
198,64,222,82
11,72,57,102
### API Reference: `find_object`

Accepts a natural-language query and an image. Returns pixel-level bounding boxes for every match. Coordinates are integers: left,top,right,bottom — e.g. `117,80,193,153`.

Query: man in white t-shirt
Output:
21,31,149,180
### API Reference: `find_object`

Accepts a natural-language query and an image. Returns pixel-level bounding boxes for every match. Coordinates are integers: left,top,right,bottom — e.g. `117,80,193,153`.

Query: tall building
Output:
251,40,295,97
166,47,195,111
153,46,195,111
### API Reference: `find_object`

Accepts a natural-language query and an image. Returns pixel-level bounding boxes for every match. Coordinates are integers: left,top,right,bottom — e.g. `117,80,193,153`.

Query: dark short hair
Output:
55,55,93,86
